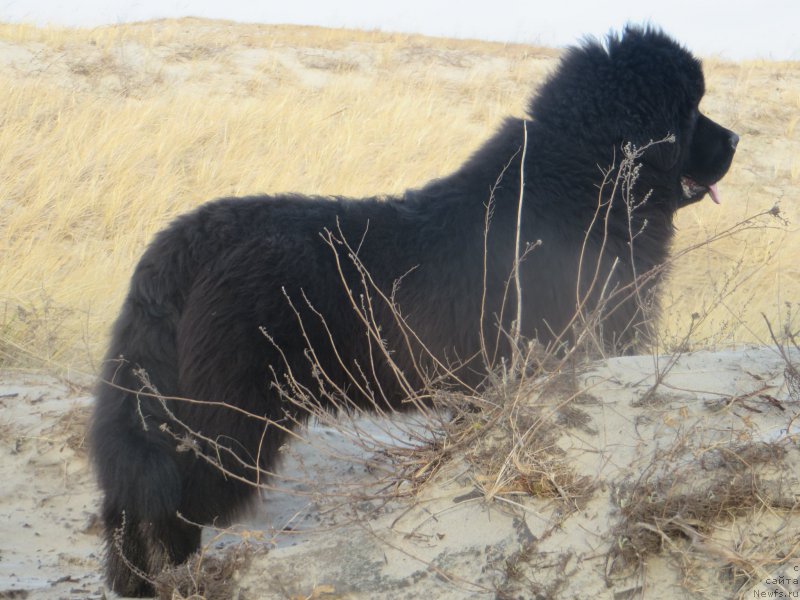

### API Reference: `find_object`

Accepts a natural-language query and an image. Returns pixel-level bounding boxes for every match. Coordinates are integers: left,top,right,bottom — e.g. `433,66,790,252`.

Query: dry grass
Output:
0,18,797,372
608,442,789,568
606,433,800,599
153,543,262,600
0,19,554,372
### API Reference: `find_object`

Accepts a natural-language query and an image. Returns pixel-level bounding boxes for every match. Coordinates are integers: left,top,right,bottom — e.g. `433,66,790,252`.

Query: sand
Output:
2,346,798,599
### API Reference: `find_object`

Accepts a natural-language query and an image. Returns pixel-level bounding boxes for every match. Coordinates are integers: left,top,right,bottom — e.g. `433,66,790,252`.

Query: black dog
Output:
90,26,738,595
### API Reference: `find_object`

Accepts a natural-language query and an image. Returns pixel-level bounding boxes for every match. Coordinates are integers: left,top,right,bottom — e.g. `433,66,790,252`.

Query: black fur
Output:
90,26,737,595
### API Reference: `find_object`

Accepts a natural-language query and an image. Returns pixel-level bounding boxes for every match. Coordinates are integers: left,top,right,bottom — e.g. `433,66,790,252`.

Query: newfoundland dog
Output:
91,26,738,595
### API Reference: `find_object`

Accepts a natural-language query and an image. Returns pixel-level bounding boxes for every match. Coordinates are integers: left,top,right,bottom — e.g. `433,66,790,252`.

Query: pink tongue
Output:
708,183,721,204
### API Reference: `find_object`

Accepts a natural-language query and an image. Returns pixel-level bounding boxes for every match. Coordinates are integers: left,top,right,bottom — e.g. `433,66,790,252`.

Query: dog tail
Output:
88,203,248,593
89,213,211,594
89,220,199,525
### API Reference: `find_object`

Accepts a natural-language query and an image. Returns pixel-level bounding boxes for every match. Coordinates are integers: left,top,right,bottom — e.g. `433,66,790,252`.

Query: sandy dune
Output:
2,346,798,599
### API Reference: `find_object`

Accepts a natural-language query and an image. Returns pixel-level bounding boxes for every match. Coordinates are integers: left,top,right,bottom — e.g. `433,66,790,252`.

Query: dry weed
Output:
607,437,797,590
154,543,262,600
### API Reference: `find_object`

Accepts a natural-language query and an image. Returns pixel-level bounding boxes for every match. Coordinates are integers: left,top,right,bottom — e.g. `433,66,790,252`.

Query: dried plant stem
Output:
510,120,528,375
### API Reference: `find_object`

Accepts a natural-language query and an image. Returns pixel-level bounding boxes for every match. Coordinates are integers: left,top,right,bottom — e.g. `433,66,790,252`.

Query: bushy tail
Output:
90,305,183,527
90,226,201,595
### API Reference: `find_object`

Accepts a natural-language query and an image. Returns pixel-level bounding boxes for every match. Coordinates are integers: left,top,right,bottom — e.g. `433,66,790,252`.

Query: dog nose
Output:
730,132,740,149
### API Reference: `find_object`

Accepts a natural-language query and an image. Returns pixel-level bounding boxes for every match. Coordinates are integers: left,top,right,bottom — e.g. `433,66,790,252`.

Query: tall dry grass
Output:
0,17,797,373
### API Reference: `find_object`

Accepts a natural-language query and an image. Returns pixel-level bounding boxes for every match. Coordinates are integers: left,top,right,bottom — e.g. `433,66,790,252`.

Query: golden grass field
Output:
1,18,798,375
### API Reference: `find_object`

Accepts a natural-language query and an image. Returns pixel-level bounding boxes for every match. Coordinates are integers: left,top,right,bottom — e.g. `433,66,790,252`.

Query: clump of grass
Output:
0,290,85,369
154,543,262,600
607,440,795,581
436,373,596,504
